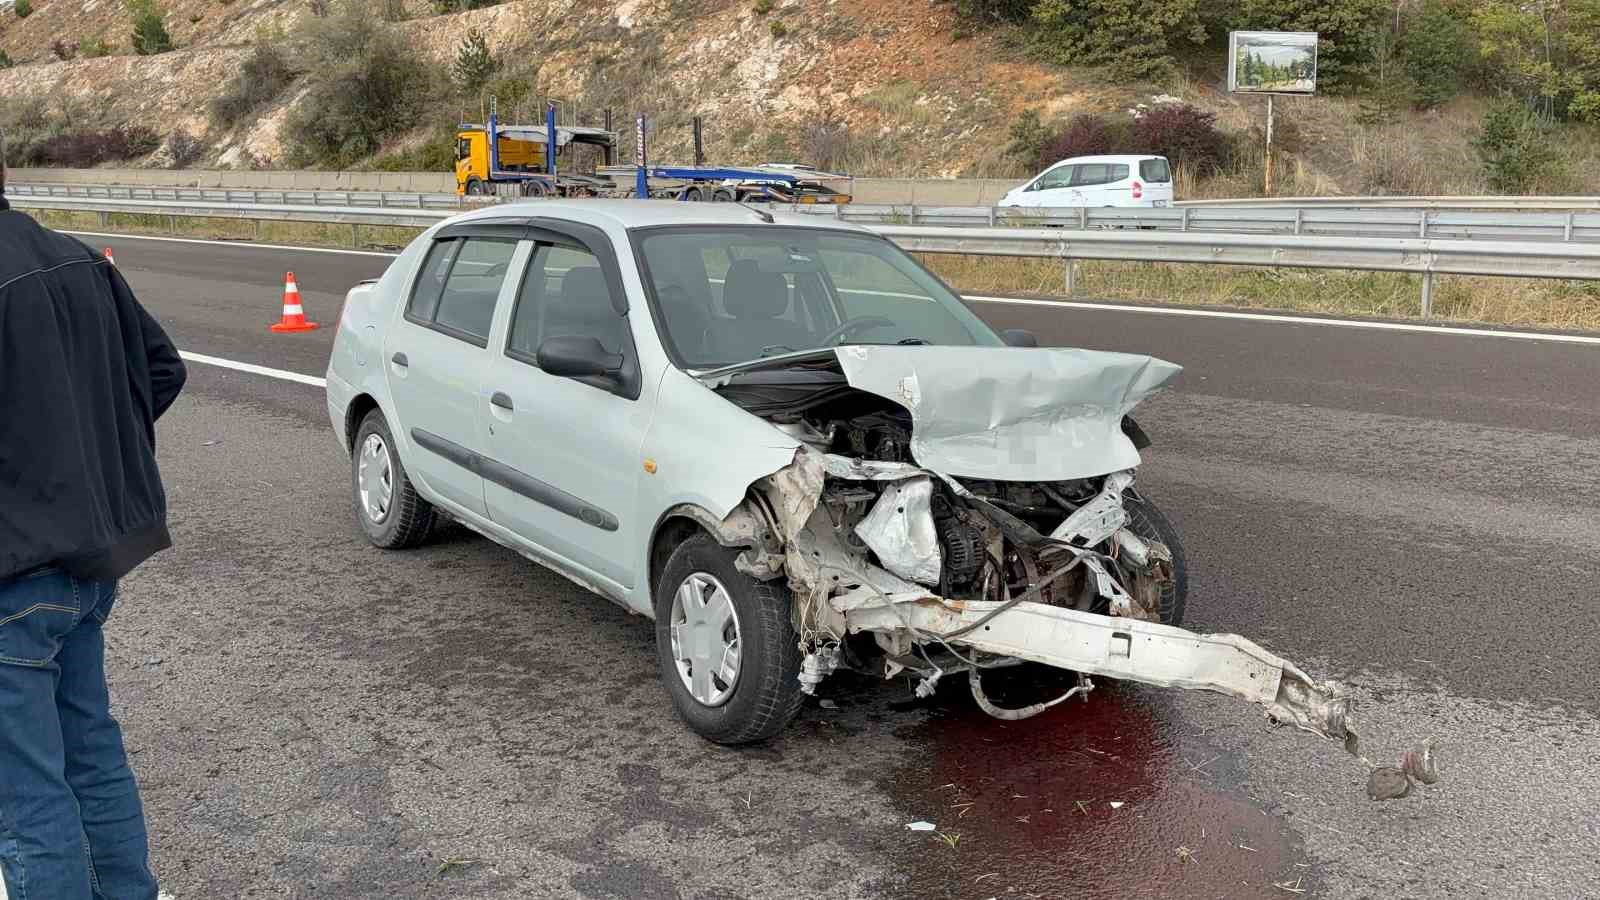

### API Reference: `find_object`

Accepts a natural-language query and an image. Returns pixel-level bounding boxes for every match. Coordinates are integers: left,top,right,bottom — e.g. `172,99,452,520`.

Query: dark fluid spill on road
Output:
879,670,1315,899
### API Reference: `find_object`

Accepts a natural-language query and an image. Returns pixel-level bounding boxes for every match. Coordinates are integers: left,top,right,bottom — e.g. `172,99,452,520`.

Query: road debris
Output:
1367,767,1411,801
905,820,937,832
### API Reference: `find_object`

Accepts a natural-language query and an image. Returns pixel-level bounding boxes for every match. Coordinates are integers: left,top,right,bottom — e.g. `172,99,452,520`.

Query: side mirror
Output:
536,335,623,379
1001,328,1039,348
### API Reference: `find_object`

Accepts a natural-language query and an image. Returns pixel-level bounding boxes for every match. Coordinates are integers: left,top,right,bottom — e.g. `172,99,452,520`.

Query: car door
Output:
1070,162,1113,205
1022,163,1081,207
384,227,521,518
477,224,648,590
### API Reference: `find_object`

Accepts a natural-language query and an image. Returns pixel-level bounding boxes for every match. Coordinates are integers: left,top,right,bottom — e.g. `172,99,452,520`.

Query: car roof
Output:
451,198,874,233
1047,154,1166,167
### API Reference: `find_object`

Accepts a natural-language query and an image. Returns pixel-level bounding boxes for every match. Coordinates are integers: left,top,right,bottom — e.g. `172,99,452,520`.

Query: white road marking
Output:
63,231,400,259
180,351,327,388
963,295,1600,346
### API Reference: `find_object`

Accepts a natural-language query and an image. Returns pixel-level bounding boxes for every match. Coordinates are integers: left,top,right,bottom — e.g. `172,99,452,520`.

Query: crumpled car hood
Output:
831,345,1182,482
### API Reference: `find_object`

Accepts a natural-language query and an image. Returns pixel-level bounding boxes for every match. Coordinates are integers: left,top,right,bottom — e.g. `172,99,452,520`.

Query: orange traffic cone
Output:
270,271,319,333
104,248,116,266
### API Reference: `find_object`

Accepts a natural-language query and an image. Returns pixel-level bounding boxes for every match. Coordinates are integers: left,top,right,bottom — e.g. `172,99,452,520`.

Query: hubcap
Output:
357,433,394,524
670,573,742,707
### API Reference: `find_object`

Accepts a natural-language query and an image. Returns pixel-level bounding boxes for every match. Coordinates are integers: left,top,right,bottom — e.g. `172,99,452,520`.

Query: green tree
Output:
951,0,1032,25
14,0,32,18
451,27,496,93
1398,1,1470,108
1031,0,1208,81
285,3,437,167
1473,100,1561,191
1471,0,1600,121
0,49,12,68
1004,109,1051,168
128,1,175,55
1356,28,1415,124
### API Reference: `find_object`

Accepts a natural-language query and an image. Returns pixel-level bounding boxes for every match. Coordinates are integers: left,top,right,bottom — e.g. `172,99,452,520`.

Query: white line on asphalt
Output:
180,351,327,388
63,231,400,259
964,295,1600,346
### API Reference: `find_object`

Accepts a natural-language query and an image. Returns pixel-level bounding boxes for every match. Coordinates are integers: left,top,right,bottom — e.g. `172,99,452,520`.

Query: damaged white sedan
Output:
325,200,1358,753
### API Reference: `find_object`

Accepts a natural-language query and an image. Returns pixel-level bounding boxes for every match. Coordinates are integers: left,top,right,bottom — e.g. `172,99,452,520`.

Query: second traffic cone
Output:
270,271,319,333
104,248,117,267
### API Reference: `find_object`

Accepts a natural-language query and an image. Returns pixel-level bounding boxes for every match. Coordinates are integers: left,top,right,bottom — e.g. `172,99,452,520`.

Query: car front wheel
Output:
655,534,804,744
352,409,435,549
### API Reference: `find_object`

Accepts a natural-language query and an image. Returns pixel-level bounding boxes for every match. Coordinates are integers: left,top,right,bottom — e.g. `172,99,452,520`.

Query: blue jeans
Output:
0,567,158,900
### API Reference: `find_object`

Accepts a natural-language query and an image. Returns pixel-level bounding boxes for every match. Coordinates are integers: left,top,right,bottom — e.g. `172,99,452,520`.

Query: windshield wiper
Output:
897,337,931,345
760,344,797,356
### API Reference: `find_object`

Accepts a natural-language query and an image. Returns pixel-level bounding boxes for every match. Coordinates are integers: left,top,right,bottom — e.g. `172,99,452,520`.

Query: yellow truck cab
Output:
454,117,616,197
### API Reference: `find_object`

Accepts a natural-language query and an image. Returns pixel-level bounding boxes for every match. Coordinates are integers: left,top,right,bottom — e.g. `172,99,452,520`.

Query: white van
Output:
997,154,1174,209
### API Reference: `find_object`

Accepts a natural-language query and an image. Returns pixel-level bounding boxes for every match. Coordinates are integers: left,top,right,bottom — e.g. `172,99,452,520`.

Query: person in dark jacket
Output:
0,169,185,900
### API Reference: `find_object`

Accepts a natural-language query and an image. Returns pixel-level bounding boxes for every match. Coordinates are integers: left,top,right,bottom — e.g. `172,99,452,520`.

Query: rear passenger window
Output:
1070,164,1127,187
507,244,629,363
1140,158,1171,183
407,237,517,346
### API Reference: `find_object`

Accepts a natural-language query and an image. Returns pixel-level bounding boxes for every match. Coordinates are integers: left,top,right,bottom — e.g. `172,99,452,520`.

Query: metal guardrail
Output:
1177,195,1600,210
12,194,1600,318
14,181,1600,242
789,202,1600,243
4,181,494,211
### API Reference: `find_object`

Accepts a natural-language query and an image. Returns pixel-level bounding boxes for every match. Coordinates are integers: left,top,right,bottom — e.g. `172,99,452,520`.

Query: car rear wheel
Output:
655,534,804,744
353,409,435,550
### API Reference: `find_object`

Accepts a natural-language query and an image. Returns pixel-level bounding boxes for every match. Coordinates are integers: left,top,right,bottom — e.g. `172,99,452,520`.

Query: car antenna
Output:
738,201,775,224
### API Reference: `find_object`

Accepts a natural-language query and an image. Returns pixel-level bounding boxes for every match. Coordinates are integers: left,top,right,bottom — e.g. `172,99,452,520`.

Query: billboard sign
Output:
1228,31,1318,95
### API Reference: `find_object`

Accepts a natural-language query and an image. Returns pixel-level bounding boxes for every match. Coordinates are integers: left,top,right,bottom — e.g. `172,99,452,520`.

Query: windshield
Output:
634,227,1003,369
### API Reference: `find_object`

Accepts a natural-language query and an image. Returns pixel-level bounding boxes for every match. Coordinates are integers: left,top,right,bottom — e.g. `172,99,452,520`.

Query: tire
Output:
1121,494,1188,626
654,533,804,744
711,188,736,202
683,186,705,202
464,178,485,196
352,409,436,550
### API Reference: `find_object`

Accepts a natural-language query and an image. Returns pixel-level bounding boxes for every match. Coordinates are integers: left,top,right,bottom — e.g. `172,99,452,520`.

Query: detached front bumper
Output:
842,596,1358,753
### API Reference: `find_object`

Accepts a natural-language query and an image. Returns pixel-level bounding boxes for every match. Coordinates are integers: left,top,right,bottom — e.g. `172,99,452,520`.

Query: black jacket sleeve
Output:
111,266,187,420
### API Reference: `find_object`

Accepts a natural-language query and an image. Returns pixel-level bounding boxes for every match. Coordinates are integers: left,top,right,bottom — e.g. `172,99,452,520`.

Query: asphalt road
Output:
30,231,1600,899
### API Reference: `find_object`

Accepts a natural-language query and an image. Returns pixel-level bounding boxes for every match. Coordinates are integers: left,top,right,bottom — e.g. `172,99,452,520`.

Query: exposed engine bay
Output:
702,346,1366,755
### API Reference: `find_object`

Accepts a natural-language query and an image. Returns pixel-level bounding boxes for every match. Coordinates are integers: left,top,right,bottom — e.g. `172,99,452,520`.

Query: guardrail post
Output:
908,204,918,225
168,215,177,235
98,211,109,228
1419,212,1428,238
1293,208,1303,235
988,206,996,227
1078,207,1088,230
1420,271,1434,317
253,219,261,241
1566,212,1575,241
1180,208,1190,232
351,224,360,248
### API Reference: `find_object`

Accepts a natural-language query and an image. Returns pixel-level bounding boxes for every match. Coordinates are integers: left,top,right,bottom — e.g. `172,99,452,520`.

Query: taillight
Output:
1131,180,1143,199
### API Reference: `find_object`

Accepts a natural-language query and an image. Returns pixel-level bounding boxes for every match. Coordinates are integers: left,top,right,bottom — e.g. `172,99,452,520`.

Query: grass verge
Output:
31,210,424,252
25,208,1600,331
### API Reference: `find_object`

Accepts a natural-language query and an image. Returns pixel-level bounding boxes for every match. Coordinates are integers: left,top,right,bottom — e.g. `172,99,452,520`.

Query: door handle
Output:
490,391,514,411
391,352,409,367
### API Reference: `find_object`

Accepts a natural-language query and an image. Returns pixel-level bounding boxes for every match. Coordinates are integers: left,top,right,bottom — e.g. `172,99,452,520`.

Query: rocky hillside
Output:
0,0,1201,177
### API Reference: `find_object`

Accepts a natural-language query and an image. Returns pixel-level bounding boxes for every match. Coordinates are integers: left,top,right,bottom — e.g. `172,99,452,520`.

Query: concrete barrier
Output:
9,167,1024,204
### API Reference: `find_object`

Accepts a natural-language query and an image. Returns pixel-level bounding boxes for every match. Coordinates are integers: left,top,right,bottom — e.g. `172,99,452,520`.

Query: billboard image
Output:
1228,31,1318,94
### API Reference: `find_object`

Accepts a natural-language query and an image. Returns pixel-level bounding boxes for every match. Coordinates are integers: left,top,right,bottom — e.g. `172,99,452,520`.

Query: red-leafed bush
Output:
1036,113,1131,168
1130,103,1229,173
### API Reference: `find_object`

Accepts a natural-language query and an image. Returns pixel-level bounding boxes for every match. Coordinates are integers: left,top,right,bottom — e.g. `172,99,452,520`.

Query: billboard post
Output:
1227,31,1318,196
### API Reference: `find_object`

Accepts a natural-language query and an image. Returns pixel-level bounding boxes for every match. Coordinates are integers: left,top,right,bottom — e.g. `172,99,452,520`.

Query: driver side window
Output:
1032,165,1076,191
